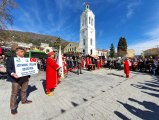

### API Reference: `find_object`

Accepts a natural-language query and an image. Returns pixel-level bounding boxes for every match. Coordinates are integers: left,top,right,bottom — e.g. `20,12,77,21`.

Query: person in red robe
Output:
63,56,68,76
89,58,92,64
46,52,60,96
124,58,130,78
81,57,84,69
86,57,90,69
97,58,101,69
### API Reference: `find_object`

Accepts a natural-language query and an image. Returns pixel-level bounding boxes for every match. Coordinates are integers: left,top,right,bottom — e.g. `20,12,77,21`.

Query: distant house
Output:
143,48,159,57
16,42,33,48
96,49,108,58
40,43,49,48
126,49,135,58
64,42,80,53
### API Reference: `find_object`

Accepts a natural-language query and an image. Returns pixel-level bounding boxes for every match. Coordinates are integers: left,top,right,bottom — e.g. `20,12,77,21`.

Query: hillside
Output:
0,30,69,48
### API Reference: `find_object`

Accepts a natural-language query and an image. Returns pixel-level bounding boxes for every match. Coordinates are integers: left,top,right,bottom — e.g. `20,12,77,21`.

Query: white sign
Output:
14,57,38,77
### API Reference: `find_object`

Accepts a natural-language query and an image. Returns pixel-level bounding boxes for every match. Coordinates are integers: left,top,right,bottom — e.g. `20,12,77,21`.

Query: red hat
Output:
47,51,54,57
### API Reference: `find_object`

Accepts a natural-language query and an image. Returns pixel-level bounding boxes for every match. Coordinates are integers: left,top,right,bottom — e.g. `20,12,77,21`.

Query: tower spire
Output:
83,2,90,10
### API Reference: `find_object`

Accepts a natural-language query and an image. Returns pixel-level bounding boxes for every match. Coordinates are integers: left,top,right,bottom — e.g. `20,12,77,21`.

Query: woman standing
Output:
46,52,60,96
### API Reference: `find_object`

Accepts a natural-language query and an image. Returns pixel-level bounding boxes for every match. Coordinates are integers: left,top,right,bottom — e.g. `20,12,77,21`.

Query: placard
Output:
14,57,38,77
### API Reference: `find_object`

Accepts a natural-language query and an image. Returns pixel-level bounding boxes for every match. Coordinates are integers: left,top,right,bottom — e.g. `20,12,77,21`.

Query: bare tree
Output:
0,0,17,29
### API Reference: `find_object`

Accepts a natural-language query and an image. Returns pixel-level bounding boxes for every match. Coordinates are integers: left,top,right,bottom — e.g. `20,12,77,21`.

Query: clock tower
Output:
80,4,96,55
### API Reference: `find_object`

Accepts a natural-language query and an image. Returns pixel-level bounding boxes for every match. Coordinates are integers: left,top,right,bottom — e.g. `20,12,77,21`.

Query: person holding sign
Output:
46,51,60,96
6,47,32,115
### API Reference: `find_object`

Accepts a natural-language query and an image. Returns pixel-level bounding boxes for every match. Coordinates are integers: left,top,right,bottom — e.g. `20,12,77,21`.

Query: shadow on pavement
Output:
114,111,130,120
115,76,159,120
141,91,159,98
107,73,124,78
116,99,159,120
41,79,46,93
131,84,159,92
17,85,37,106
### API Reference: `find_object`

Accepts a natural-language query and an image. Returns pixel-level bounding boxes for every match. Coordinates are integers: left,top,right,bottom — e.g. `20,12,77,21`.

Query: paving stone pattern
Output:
0,69,159,120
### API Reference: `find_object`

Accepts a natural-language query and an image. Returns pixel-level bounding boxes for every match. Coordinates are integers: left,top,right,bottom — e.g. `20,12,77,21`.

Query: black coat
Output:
6,57,29,82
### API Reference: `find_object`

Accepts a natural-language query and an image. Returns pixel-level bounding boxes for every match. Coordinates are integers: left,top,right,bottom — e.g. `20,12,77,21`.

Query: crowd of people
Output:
105,57,159,76
1,46,159,115
34,54,159,77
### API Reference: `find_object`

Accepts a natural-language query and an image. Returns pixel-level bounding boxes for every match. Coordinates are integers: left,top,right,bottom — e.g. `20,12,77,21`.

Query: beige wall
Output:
126,49,135,58
96,50,108,57
143,48,159,56
64,42,80,53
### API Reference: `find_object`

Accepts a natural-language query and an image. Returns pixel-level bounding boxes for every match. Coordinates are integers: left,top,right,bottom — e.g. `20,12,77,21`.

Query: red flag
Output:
30,58,36,62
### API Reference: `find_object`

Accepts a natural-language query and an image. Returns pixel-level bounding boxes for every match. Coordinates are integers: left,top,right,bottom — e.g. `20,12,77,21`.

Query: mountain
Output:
0,30,69,48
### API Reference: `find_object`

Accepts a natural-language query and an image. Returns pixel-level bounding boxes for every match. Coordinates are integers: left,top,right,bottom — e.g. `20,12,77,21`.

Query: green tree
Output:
53,37,61,49
109,43,115,58
0,0,17,29
117,37,127,57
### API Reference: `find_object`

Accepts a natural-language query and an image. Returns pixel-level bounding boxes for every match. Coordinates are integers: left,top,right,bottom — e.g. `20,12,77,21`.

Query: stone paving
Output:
0,68,159,120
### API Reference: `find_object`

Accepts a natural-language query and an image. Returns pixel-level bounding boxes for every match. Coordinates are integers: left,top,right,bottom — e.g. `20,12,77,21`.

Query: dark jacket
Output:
6,57,29,82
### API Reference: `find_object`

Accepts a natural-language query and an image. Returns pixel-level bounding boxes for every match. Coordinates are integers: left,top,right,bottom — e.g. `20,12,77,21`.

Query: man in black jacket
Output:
7,47,32,115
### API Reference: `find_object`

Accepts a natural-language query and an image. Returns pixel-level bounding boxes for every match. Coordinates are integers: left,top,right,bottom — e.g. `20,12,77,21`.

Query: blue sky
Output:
9,0,159,54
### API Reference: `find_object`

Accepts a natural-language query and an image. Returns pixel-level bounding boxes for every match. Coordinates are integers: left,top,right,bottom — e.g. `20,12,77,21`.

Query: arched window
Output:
83,49,85,53
83,39,85,45
90,49,93,55
85,16,87,25
90,38,93,46
83,31,85,36
82,18,84,26
91,18,93,26
89,17,91,24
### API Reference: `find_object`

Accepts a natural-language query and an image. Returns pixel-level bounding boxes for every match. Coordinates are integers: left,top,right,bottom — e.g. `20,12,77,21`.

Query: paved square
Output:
0,69,159,120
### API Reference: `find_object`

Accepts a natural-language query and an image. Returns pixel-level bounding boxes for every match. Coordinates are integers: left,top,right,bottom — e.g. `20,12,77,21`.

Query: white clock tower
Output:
80,4,96,55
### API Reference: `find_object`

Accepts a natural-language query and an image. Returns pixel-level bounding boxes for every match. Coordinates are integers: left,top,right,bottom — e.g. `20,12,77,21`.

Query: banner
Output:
14,57,38,77
56,46,64,78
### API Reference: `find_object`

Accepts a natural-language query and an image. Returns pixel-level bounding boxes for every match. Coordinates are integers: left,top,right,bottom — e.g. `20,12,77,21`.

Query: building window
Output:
72,48,74,51
83,39,85,45
90,49,93,55
82,18,84,26
70,44,71,46
70,48,71,51
83,49,85,53
75,47,76,51
91,18,93,26
83,31,85,36
90,38,93,46
85,16,87,25
89,17,91,24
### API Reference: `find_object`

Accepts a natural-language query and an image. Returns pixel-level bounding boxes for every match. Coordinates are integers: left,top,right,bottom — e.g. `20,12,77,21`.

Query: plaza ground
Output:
0,69,159,120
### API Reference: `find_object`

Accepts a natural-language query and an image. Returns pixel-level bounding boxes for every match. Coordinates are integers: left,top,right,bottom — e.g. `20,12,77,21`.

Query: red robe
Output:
97,59,100,69
63,60,68,74
89,58,92,64
124,60,130,77
46,58,59,93
81,58,84,69
86,58,90,68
